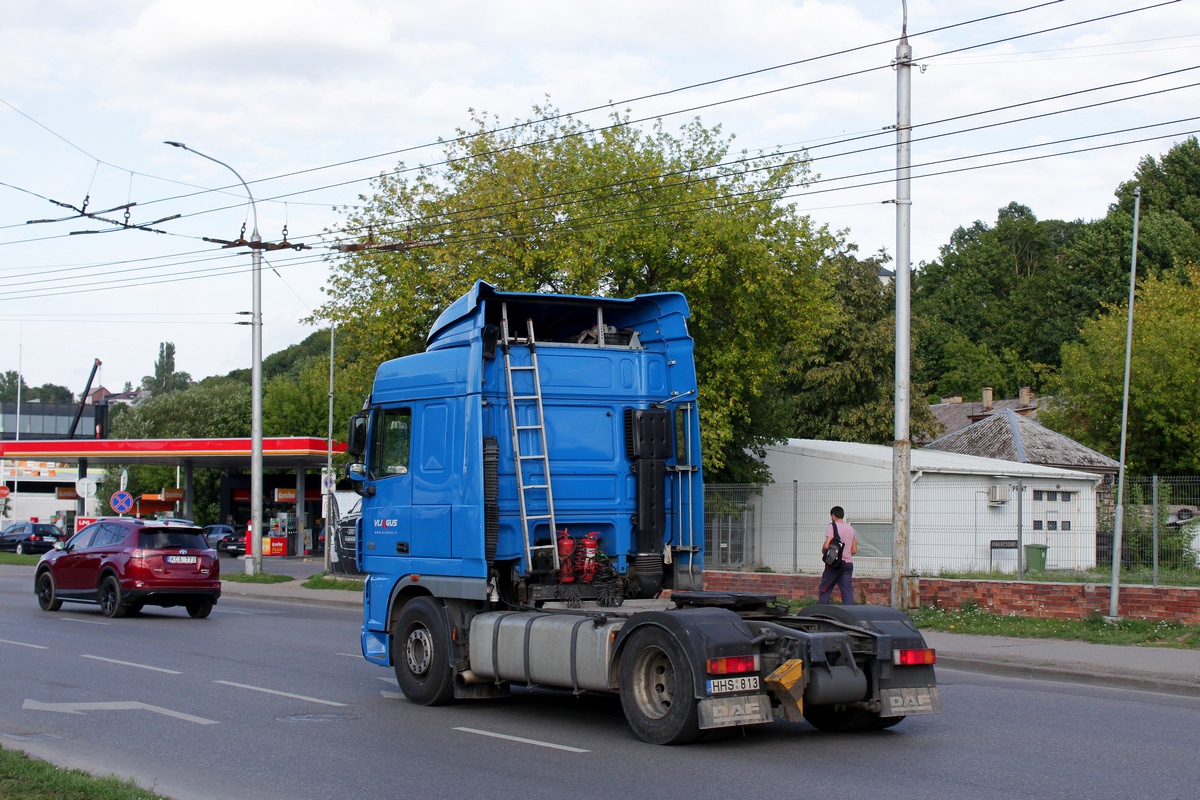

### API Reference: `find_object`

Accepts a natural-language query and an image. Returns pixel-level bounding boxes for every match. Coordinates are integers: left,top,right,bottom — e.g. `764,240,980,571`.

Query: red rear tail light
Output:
707,655,760,675
894,648,936,666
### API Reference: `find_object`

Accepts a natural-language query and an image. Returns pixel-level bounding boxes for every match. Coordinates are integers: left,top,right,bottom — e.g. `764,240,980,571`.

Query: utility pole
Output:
324,324,336,574
1108,186,1142,620
891,7,915,610
165,142,264,575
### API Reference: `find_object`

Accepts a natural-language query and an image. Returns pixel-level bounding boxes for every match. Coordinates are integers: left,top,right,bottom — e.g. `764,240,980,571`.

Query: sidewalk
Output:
923,630,1200,697
5,561,1198,696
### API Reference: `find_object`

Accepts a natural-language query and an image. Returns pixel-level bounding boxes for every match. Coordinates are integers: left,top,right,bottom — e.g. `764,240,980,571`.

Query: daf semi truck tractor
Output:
344,281,940,744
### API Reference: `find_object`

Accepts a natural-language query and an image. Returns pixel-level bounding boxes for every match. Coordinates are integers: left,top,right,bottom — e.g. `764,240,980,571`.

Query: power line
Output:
6,122,1196,304
3,0,1084,240
0,2,1180,293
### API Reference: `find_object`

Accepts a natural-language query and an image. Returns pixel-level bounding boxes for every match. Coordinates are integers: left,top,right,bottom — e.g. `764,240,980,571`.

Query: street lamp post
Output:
165,141,264,575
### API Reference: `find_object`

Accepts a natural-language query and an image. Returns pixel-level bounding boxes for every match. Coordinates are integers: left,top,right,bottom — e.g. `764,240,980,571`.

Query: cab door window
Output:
369,408,412,480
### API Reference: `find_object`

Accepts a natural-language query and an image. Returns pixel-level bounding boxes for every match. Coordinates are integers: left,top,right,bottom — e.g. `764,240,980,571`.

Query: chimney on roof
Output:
982,387,993,411
940,395,963,404
1019,386,1032,407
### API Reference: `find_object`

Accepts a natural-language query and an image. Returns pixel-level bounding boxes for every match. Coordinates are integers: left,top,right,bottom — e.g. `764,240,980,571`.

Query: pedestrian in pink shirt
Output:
818,505,858,604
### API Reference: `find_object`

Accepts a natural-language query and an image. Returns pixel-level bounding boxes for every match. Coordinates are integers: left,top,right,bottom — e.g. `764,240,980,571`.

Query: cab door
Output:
360,407,412,571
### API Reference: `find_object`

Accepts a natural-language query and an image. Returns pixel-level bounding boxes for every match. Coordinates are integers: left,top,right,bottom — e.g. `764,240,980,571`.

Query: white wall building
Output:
728,440,1103,577
0,460,99,531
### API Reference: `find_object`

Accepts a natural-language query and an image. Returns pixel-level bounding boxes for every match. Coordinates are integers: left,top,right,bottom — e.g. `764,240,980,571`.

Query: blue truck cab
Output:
347,282,704,660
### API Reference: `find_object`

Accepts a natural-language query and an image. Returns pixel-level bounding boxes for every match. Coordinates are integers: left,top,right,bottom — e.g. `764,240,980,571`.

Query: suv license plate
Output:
167,555,198,564
707,676,760,694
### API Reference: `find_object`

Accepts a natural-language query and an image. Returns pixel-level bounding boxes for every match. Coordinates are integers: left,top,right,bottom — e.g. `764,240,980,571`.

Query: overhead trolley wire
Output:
0,1,1185,290
4,0,1081,238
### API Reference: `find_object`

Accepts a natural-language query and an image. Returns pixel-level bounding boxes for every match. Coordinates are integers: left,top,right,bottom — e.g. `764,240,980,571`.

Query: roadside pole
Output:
891,14,915,610
1108,186,1142,619
324,324,336,574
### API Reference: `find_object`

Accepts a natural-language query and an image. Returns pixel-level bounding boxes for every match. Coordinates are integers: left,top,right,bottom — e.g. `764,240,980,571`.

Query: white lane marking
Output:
336,652,361,658
453,727,590,753
81,654,182,674
58,618,109,626
381,690,405,699
377,676,399,686
22,698,217,725
214,680,346,707
0,638,49,650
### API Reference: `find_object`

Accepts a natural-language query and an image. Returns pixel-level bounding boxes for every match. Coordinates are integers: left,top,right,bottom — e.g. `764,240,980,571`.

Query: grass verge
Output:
302,574,364,591
0,745,170,800
910,605,1200,649
219,572,294,584
931,568,1200,587
0,553,42,567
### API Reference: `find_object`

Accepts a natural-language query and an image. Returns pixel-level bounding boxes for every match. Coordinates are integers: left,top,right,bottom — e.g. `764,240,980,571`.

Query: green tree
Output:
0,371,27,402
106,379,250,523
142,342,192,397
1042,264,1200,474
0,373,74,404
317,105,838,480
914,202,1083,397
784,247,939,443
32,383,74,404
263,354,365,440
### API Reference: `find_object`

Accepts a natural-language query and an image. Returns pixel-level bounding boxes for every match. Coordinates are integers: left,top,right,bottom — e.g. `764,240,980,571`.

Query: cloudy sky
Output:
2,0,1197,395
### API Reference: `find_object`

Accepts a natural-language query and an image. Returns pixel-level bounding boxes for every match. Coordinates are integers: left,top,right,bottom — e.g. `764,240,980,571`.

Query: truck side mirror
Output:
346,414,368,458
344,461,375,497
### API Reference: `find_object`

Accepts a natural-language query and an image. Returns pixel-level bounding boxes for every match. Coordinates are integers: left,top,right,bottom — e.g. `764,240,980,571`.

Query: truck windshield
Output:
369,408,411,480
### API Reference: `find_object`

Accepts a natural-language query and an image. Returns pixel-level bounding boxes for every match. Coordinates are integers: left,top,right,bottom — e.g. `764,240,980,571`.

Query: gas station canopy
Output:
0,437,344,469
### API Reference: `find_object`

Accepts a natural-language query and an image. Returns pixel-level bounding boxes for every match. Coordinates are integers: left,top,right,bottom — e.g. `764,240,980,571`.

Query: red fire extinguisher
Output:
578,533,599,582
556,530,577,582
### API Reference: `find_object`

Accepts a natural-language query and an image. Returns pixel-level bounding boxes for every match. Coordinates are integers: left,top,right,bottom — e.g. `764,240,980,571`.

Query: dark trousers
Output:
818,562,855,604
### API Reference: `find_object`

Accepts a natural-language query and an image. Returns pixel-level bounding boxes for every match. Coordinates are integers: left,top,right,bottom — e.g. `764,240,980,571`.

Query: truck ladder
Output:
500,303,560,573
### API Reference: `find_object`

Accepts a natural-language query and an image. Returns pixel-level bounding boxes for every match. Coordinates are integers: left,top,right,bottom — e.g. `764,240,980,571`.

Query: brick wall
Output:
703,570,1200,624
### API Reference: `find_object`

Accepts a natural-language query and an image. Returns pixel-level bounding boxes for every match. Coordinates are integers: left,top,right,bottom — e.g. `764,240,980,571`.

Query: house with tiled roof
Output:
923,409,1118,479
924,386,1047,444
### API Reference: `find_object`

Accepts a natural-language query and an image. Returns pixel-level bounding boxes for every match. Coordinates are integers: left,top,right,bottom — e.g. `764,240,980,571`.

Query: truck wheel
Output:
36,571,62,611
393,597,454,706
803,704,903,732
618,627,701,745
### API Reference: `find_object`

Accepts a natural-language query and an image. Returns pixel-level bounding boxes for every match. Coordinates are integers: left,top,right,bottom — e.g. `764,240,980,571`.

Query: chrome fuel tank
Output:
469,611,626,692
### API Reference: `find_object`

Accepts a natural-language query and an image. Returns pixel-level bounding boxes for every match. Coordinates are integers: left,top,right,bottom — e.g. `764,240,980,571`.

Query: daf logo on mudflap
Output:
713,698,762,720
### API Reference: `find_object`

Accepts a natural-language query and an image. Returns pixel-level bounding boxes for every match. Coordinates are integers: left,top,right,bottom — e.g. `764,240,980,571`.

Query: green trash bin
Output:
1024,543,1048,572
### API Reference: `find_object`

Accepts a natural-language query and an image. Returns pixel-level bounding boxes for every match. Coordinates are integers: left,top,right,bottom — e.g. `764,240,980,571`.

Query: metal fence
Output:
704,475,1200,584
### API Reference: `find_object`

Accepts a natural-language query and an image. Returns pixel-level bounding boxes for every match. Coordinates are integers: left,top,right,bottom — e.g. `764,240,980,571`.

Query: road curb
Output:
937,654,1200,698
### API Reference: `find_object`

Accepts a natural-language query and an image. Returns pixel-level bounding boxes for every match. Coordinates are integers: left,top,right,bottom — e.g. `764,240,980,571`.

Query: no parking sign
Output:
110,491,134,515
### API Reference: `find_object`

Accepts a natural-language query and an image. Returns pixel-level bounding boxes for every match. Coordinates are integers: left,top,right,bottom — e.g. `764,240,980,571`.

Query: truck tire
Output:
803,704,903,732
393,596,455,706
618,626,701,745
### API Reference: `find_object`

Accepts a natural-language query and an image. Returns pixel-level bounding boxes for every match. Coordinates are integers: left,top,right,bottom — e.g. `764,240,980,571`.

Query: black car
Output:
0,522,66,555
202,525,245,558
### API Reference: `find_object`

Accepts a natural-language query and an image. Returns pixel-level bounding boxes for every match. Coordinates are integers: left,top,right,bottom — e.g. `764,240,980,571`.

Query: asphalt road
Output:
2,570,1198,800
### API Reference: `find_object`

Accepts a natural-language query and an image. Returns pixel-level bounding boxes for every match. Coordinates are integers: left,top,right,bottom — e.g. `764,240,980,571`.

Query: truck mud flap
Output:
698,693,773,729
881,686,942,717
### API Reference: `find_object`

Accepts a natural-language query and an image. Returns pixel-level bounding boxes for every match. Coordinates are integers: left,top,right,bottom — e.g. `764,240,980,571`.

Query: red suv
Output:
34,518,221,618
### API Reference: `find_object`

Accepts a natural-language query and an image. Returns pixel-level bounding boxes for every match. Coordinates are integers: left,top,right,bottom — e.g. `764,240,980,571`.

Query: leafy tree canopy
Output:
142,342,192,397
784,247,939,444
1042,263,1200,474
0,372,75,404
316,104,840,481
